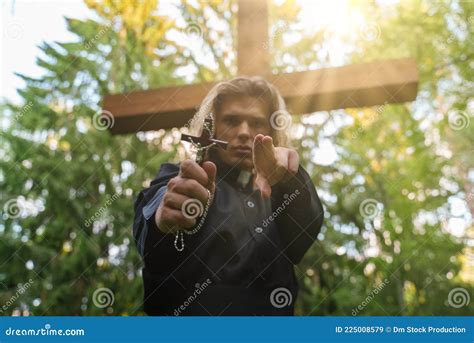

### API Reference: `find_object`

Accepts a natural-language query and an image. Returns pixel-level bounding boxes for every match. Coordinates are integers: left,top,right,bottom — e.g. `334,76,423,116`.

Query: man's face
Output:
214,95,272,171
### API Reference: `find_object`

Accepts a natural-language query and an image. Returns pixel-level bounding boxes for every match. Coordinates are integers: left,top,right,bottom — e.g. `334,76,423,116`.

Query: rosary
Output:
175,114,228,252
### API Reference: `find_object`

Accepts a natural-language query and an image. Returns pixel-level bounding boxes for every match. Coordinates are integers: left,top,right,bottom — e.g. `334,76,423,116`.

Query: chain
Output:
174,188,213,252
187,137,215,164
174,116,216,252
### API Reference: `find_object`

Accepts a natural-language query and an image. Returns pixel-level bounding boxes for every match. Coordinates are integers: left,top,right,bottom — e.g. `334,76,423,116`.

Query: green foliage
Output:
294,0,473,315
1,1,181,315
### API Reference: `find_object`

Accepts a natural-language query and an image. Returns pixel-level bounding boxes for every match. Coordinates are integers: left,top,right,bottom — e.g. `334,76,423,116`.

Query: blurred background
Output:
0,0,472,316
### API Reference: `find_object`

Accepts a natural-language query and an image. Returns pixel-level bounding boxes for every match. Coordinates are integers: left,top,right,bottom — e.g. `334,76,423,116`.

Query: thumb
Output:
202,161,217,192
255,173,272,199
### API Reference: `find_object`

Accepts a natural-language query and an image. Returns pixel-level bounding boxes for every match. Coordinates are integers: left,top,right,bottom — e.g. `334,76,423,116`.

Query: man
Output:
133,77,324,315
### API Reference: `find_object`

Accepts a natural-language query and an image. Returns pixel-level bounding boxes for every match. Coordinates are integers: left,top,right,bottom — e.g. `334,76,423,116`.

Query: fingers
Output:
157,159,216,234
261,135,276,158
201,161,217,192
254,135,276,160
162,191,189,211
253,134,265,167
253,141,300,197
253,135,276,171
176,159,213,203
158,205,196,232
157,182,210,233
255,173,272,199
171,178,209,205
179,159,209,187
253,135,287,198
287,149,299,175
156,181,210,234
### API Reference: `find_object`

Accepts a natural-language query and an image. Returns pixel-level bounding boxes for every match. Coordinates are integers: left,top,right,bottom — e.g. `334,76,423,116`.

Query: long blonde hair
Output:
188,76,291,148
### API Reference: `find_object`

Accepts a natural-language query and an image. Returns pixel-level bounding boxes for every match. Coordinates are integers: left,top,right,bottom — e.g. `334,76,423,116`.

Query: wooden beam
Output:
103,58,418,134
103,82,215,134
271,57,419,114
237,0,270,76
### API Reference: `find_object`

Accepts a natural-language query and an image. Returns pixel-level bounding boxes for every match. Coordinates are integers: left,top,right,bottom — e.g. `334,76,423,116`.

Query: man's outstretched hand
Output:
253,134,300,199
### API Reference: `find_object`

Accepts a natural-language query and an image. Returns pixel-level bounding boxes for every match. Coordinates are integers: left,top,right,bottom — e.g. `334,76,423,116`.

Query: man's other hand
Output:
253,134,299,199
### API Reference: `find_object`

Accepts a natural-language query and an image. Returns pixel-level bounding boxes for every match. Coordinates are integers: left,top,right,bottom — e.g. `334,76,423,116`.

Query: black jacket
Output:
133,151,324,315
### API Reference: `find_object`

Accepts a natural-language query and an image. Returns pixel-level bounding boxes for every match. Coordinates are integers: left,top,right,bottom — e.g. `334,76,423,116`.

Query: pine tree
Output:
1,0,182,315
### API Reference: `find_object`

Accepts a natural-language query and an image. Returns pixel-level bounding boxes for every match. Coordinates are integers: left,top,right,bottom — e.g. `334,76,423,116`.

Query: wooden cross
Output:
102,0,418,135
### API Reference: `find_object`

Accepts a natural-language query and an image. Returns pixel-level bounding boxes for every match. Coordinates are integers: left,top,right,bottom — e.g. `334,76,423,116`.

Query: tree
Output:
1,0,181,315
295,0,473,315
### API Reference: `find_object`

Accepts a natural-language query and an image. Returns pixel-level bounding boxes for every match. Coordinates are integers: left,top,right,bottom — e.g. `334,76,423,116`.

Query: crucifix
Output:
180,115,228,164
172,113,228,252
102,0,418,134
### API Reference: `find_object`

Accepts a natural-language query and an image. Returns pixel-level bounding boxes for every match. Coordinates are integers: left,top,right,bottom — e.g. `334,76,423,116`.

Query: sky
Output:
1,0,90,103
